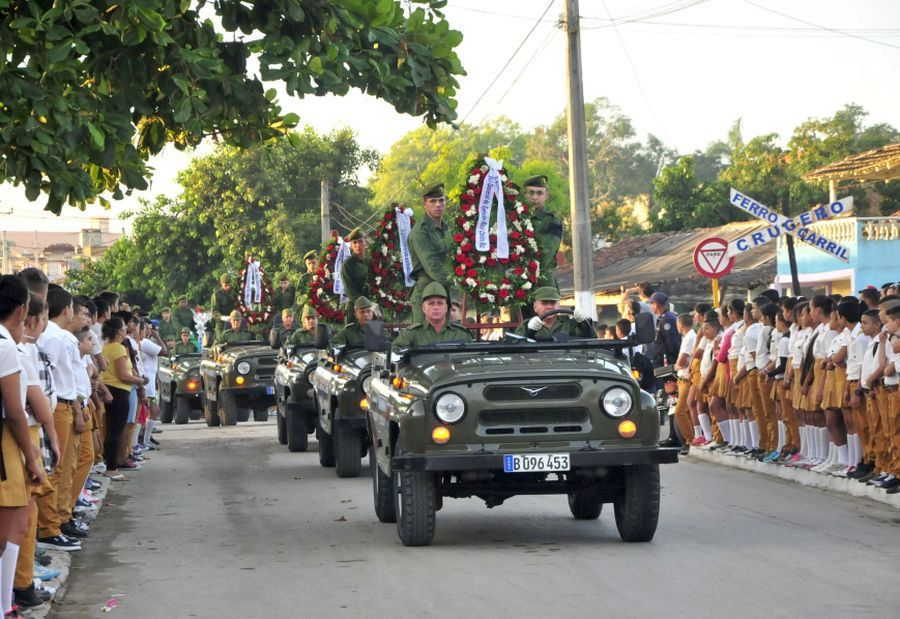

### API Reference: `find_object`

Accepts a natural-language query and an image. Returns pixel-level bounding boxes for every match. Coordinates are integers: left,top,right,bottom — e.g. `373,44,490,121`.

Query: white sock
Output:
720,419,732,444
133,423,142,448
839,443,849,466
749,421,760,450
777,421,786,451
1,542,19,613
799,426,808,456
809,428,818,459
698,414,713,441
848,434,859,465
693,425,702,439
821,429,831,461
144,420,156,445
741,420,749,447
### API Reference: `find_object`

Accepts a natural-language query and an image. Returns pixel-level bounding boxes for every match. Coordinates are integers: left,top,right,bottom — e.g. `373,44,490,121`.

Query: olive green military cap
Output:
354,296,375,310
301,305,316,319
180,327,191,335
161,307,172,314
219,273,232,285
533,286,561,302
277,272,290,282
422,281,449,301
228,309,242,319
303,250,318,261
523,175,549,188
422,184,445,199
345,228,364,242
281,308,294,318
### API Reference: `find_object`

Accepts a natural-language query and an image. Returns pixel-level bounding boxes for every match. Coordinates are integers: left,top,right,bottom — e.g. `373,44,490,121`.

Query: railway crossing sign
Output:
726,189,852,263
693,237,735,278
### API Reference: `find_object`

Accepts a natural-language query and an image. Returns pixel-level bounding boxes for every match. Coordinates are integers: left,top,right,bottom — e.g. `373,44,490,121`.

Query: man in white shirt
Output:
140,323,165,447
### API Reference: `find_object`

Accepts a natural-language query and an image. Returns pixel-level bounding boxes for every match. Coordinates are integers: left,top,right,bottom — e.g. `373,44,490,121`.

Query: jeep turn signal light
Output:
391,376,409,390
431,426,451,444
360,398,369,410
235,376,245,386
333,364,343,373
186,379,199,392
631,369,641,380
618,420,637,438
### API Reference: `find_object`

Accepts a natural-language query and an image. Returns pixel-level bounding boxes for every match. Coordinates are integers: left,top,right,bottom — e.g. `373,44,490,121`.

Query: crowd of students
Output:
0,269,164,617
669,283,900,494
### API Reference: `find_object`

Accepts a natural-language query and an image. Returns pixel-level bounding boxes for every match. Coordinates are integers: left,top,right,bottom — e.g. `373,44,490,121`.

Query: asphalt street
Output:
53,420,900,619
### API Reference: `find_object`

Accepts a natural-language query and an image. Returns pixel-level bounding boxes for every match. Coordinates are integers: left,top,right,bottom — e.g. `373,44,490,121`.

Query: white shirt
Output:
860,338,880,390
741,322,762,370
755,325,773,370
828,327,850,359
21,341,56,411
774,332,790,379
846,331,871,382
727,321,744,360
0,323,26,419
140,339,162,398
812,324,836,360
885,332,899,386
127,336,145,378
75,354,92,402
37,320,78,401
17,344,41,426
791,327,812,369
90,322,103,356
699,336,717,378
676,329,697,379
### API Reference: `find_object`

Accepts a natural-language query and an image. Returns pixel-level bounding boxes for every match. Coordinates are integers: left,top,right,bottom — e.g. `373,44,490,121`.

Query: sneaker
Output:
830,466,851,478
868,473,891,486
881,477,900,490
105,472,128,481
151,427,162,434
120,461,141,470
887,485,900,494
61,521,88,539
858,470,879,484
37,536,81,552
13,585,47,608
75,497,92,509
92,462,107,474
34,564,61,581
86,480,102,491
150,437,160,445
690,436,708,447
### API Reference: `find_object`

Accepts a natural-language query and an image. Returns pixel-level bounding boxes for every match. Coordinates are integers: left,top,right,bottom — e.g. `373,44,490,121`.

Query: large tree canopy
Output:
0,0,463,213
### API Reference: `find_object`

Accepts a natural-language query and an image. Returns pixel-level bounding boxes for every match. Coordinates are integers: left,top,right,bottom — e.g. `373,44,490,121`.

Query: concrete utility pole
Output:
0,209,12,274
320,178,331,247
563,0,597,319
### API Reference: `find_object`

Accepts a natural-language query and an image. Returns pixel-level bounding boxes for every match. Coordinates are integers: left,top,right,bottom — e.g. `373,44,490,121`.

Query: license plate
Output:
503,453,570,473
266,385,274,395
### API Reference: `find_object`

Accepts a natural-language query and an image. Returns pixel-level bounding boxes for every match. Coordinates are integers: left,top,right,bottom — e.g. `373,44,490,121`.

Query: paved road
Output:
54,420,900,619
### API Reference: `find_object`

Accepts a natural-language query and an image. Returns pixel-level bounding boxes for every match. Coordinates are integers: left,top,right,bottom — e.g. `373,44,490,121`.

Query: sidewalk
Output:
690,448,900,509
22,475,111,619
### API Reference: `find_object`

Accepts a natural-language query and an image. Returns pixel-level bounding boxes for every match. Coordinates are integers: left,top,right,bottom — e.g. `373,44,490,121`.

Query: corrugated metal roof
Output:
804,143,900,183
558,221,775,294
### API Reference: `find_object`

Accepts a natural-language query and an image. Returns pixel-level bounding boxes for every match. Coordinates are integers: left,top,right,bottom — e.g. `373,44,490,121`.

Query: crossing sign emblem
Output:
693,237,735,278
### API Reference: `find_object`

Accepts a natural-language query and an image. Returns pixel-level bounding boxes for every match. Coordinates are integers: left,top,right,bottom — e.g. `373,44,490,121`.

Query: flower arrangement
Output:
237,255,273,325
308,232,346,323
368,205,414,320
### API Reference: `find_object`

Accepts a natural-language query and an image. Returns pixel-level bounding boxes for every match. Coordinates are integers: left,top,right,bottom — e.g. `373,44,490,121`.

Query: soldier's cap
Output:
354,296,375,310
180,327,191,335
345,228,364,242
277,272,290,282
228,310,242,319
177,295,187,302
303,250,318,261
219,273,231,284
532,286,560,302
523,175,549,188
161,307,171,314
301,305,317,319
422,281,449,301
281,308,294,318
422,183,445,199
649,291,669,306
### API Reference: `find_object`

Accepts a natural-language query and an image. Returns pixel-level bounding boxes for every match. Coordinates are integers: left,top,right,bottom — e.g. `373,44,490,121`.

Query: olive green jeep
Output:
157,352,203,424
273,344,319,452
363,311,678,546
199,341,277,426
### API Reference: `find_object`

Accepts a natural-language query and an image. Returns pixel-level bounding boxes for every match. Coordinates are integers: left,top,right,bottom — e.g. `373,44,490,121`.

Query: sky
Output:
2,0,899,233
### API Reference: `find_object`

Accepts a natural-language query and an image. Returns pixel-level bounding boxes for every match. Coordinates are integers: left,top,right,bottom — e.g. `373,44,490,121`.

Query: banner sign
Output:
727,189,852,263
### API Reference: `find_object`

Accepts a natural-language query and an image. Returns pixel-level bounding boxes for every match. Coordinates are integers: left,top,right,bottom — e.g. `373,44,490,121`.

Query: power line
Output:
744,0,900,51
459,0,557,125
496,27,557,106
583,0,710,29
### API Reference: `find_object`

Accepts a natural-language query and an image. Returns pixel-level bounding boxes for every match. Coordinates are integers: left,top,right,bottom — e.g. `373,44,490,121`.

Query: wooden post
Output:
320,179,331,247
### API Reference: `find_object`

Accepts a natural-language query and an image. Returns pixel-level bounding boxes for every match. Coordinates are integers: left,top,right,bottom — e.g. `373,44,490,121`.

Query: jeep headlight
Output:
236,361,251,375
601,387,632,418
434,393,466,424
362,376,373,395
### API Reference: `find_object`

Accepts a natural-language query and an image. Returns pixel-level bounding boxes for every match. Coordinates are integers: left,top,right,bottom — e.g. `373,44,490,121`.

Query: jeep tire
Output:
174,396,192,425
253,407,269,422
236,407,251,423
202,394,220,427
286,405,309,452
372,453,397,523
335,427,362,478
396,470,437,546
218,391,238,426
276,409,287,445
613,464,660,542
160,393,174,424
316,422,335,467
568,487,603,520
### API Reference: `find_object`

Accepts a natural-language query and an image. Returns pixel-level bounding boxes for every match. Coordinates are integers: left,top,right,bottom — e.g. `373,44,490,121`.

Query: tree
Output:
1,0,464,213
648,156,729,233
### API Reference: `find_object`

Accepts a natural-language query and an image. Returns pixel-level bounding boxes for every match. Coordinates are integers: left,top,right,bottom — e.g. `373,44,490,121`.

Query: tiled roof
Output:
804,143,900,183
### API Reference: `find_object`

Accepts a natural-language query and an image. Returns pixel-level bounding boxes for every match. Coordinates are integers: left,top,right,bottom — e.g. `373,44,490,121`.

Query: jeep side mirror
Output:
364,320,387,352
634,311,655,345
314,324,330,350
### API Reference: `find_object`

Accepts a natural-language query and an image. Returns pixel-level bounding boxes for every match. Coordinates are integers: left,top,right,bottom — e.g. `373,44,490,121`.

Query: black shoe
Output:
37,535,81,552
659,439,681,448
881,477,900,490
887,485,900,494
13,585,46,608
150,437,160,445
61,521,88,539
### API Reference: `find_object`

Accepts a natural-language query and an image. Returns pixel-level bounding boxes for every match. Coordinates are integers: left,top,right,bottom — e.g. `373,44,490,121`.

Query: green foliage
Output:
0,0,464,214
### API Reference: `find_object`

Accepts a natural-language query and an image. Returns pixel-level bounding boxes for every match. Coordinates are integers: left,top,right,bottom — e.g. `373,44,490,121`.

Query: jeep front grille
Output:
256,358,277,367
477,407,589,436
482,383,582,402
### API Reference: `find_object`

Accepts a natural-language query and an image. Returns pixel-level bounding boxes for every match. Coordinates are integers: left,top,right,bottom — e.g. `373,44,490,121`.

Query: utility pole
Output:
0,209,12,274
320,179,331,247
563,0,596,319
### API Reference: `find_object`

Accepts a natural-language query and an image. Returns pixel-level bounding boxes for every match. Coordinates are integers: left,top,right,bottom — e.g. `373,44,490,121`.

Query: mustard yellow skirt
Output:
0,425,30,507
711,363,729,399
821,366,847,410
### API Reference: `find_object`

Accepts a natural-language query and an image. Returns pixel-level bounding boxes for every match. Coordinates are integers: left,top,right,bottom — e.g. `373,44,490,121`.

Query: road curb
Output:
689,448,900,509
23,474,111,618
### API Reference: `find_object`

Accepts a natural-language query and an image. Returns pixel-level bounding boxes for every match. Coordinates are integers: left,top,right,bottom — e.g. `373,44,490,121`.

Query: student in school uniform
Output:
846,307,875,479
672,314,697,445
786,302,814,467
816,300,854,475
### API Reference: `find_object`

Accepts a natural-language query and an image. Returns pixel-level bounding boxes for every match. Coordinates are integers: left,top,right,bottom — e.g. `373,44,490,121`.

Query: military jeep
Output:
199,341,277,426
158,352,203,424
364,311,678,546
310,344,372,478
273,344,319,451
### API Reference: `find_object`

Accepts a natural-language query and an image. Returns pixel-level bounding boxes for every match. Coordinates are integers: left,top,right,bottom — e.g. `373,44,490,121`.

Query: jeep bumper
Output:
392,446,679,472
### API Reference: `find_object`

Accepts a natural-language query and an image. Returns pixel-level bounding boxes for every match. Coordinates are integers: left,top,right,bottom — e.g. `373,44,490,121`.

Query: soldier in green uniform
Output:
270,308,297,349
287,306,318,347
172,297,195,332
296,250,319,309
217,310,261,345
515,287,594,340
393,282,473,349
157,307,178,348
409,184,452,324
340,227,370,319
211,273,237,340
272,273,296,326
523,175,563,290
332,296,375,350
173,328,197,354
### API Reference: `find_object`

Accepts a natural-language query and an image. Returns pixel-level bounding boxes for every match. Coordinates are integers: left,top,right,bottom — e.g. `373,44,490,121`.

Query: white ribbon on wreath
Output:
395,206,416,288
332,238,351,303
474,157,509,259
243,258,262,307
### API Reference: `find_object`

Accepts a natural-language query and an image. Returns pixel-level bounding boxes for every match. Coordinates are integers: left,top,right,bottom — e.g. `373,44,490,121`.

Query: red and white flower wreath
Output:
237,255,274,325
369,206,414,318
450,157,541,309
308,233,346,323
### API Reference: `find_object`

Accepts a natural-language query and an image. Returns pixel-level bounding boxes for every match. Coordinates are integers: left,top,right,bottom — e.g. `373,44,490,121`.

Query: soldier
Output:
409,184,452,323
211,274,237,340
217,310,260,345
340,228,370,316
172,296,195,332
287,306,319,347
523,175,563,290
297,250,319,308
515,287,595,340
173,328,197,354
332,297,375,350
157,307,178,348
272,273,296,326
270,308,297,349
393,282,473,348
